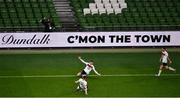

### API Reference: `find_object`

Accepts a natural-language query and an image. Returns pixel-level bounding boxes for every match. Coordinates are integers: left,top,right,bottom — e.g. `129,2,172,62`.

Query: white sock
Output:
77,86,80,90
77,72,81,76
168,67,176,71
158,70,162,76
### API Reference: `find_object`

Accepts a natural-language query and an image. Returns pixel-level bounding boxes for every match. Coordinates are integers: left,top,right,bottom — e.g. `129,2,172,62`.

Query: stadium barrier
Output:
0,31,180,48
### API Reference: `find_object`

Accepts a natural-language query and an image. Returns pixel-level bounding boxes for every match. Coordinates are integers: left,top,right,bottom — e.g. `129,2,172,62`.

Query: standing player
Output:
77,57,101,77
75,75,88,95
156,48,176,76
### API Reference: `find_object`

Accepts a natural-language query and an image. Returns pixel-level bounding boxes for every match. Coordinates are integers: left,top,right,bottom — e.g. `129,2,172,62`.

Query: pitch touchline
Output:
0,74,179,78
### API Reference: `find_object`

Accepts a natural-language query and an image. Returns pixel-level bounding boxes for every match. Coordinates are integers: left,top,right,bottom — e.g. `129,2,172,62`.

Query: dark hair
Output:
162,47,166,50
82,75,87,79
162,47,167,51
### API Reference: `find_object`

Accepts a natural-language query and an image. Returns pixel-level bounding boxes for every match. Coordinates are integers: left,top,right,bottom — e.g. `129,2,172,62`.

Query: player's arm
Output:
160,55,162,62
168,56,172,64
92,66,101,76
75,79,80,83
78,57,88,64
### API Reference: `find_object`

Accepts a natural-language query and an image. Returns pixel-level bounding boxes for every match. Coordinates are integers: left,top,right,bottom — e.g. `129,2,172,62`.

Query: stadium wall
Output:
0,31,180,48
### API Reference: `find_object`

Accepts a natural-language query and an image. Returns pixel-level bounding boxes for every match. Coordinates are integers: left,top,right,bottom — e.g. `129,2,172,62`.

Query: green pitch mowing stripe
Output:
0,74,180,78
0,48,179,54
0,76,180,97
0,52,179,97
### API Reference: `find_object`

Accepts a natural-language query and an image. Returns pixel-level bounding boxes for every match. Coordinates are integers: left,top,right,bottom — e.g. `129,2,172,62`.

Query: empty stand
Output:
70,0,180,31
0,0,179,32
0,0,61,32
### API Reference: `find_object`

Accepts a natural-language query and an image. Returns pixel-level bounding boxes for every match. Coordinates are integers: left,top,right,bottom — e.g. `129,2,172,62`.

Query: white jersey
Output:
83,63,95,75
161,51,168,63
79,58,100,75
77,78,87,90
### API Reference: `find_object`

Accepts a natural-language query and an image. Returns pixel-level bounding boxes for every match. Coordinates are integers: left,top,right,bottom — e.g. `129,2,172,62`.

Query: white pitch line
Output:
0,74,180,78
102,74,180,77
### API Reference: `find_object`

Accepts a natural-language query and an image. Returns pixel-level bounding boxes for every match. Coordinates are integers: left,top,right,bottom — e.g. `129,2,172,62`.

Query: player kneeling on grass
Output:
77,57,101,77
75,75,88,95
157,48,176,76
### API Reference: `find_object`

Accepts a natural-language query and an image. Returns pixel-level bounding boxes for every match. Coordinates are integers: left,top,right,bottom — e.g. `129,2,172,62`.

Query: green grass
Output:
0,52,179,97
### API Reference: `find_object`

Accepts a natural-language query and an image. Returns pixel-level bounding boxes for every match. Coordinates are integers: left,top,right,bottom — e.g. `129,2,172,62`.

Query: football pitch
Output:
0,49,180,97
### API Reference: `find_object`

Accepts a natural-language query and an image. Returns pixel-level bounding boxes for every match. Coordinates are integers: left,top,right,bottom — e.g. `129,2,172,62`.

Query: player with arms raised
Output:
77,57,101,77
156,48,176,76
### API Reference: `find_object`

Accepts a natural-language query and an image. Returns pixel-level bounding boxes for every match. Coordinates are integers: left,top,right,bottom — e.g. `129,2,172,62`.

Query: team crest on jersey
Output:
87,64,93,68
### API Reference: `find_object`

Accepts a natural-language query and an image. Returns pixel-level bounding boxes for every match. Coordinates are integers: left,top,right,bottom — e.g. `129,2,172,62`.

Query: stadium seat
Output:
0,0,180,31
0,0,61,32
107,8,114,15
83,8,91,15
70,0,180,31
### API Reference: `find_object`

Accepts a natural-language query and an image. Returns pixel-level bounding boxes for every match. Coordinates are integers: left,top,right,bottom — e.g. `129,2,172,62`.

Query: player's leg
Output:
84,88,88,95
77,70,87,77
77,70,85,77
77,72,81,77
165,66,176,72
76,85,80,91
81,86,88,95
157,65,164,76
